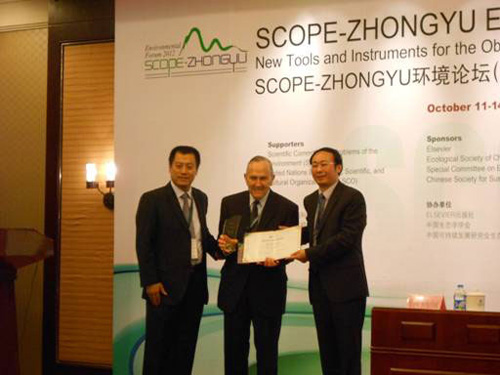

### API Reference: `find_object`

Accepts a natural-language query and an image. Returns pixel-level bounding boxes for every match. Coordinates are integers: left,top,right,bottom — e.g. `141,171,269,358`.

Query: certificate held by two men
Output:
241,226,301,263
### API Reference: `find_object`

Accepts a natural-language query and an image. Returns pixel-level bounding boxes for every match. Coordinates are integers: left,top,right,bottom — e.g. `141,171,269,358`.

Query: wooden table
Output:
371,307,500,375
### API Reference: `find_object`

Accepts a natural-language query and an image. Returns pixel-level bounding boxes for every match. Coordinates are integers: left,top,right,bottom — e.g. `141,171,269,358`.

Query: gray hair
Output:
247,155,274,175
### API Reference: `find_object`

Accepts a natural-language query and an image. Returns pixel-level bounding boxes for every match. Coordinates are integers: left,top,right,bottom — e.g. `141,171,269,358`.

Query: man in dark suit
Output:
136,145,218,375
217,156,298,375
290,147,368,375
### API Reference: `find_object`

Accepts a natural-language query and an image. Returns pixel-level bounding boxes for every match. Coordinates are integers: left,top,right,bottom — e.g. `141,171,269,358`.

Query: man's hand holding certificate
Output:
241,225,301,263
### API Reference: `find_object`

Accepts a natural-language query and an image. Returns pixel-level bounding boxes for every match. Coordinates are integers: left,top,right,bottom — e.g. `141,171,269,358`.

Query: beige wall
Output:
0,0,47,31
0,26,48,375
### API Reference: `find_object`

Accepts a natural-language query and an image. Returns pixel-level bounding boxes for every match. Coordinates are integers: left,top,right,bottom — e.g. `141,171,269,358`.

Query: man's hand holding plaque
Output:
218,234,238,255
218,215,242,255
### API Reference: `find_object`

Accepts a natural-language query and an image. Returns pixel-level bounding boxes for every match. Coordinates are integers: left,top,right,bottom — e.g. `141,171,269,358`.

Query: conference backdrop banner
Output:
114,0,500,373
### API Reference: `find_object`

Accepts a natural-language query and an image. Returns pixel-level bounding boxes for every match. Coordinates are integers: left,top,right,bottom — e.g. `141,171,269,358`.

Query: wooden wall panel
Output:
59,42,114,366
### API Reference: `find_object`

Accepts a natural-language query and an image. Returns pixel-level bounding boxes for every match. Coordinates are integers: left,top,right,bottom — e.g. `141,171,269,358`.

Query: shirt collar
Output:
249,190,270,207
171,182,192,199
319,181,338,201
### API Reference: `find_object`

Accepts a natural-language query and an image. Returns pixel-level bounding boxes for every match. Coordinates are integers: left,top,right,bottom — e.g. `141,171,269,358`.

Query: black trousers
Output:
310,275,366,375
143,268,205,375
223,286,283,375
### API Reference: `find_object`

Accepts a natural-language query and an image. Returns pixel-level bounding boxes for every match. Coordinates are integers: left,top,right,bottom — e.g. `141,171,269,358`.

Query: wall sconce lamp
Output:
86,162,116,210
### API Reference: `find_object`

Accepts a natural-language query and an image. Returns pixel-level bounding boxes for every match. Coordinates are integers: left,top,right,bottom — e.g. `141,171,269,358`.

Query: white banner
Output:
114,1,500,374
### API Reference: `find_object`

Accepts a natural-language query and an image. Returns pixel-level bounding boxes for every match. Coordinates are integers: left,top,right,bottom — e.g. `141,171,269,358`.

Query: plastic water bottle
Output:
453,284,467,311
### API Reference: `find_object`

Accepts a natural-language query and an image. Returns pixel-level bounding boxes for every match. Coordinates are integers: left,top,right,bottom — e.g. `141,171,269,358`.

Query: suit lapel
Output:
307,193,318,236
165,182,190,230
192,189,206,230
240,193,251,234
257,190,277,231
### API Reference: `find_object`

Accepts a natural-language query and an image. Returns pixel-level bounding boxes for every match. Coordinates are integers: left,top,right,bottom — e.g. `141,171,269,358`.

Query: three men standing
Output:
136,146,368,375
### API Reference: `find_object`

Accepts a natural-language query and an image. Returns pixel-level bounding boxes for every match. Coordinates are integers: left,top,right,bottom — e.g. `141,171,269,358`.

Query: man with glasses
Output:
136,145,218,375
290,147,368,375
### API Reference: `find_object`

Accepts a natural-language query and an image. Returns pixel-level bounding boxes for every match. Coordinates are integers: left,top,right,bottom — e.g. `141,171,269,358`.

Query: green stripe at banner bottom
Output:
114,265,383,375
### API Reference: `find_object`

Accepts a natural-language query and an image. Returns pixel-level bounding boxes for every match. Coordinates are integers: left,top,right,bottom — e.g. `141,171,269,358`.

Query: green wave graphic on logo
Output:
179,27,246,54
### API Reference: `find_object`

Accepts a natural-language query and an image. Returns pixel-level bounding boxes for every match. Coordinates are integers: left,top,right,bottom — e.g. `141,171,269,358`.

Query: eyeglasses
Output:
311,162,334,169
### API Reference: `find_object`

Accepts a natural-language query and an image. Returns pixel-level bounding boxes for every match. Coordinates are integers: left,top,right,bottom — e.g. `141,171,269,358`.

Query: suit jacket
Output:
304,181,369,303
136,182,217,305
217,190,299,316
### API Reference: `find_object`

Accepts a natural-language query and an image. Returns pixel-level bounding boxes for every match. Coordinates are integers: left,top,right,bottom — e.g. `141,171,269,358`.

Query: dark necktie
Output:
313,193,326,245
249,200,260,231
181,193,195,237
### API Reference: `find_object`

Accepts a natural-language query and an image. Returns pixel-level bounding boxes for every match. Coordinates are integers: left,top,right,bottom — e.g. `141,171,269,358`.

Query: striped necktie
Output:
249,200,260,231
